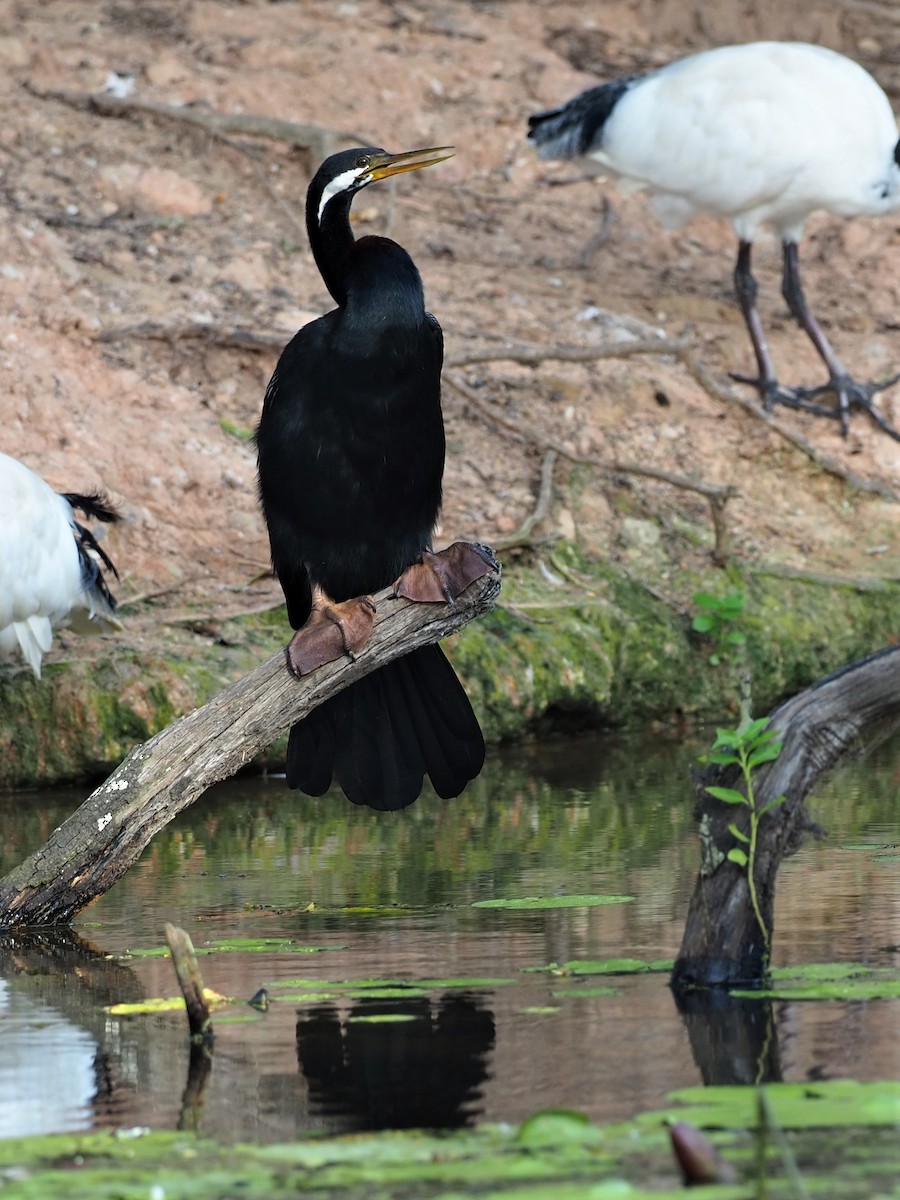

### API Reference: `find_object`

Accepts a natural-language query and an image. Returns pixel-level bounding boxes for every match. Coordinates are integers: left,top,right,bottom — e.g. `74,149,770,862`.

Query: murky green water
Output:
0,731,897,1143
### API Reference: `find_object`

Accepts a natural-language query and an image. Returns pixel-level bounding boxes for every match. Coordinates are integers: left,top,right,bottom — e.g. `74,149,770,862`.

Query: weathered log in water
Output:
0,561,500,930
672,645,900,989
165,923,214,1043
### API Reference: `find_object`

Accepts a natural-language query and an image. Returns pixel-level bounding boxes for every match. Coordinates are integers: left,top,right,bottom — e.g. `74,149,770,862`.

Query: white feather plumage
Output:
0,453,121,678
528,42,900,435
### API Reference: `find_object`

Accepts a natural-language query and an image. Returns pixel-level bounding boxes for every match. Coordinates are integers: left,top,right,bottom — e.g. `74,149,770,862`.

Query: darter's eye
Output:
356,155,371,169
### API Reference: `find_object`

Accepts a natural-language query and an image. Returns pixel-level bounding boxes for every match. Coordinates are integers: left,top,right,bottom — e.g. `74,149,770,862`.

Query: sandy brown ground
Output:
4,0,900,664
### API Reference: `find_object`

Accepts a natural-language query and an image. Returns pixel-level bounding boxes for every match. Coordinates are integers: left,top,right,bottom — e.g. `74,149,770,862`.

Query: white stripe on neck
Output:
317,167,366,225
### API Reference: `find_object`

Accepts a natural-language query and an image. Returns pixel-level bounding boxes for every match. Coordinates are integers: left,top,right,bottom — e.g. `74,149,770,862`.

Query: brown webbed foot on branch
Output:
393,542,494,605
285,596,376,678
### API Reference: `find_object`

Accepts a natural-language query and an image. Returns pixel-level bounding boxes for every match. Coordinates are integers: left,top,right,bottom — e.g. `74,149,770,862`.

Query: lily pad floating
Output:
735,962,900,1001
551,986,619,998
346,1012,421,1024
472,894,634,910
265,977,410,991
201,937,349,954
412,977,516,990
106,989,230,1016
529,958,671,977
643,1079,900,1131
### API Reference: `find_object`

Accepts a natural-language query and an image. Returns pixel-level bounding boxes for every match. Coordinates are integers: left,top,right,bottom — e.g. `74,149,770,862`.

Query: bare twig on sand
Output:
493,449,559,552
23,83,361,160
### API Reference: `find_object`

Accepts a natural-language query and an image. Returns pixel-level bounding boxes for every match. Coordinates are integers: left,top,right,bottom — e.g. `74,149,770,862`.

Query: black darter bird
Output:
257,146,490,811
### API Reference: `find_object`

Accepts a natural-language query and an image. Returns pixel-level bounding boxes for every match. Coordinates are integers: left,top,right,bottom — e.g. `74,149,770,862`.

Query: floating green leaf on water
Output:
201,937,349,954
413,977,516,989
106,989,230,1016
734,962,900,1001
531,958,668,977
266,977,409,991
346,1013,421,1024
551,986,619,998
274,992,341,1004
643,1079,900,1132
516,1108,603,1147
472,894,634,910
1,1088,899,1198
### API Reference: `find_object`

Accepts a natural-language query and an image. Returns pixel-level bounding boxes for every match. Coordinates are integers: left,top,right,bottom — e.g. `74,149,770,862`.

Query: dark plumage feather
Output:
287,645,484,810
527,77,638,159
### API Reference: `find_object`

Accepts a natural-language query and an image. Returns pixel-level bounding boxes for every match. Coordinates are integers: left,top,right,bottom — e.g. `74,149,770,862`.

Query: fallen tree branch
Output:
23,83,360,161
96,321,285,353
444,370,736,564
0,561,500,929
493,449,558,552
672,644,900,988
444,335,688,370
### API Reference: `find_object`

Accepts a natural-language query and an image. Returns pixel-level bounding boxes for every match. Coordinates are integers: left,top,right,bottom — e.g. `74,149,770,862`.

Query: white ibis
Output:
0,452,122,678
528,41,900,438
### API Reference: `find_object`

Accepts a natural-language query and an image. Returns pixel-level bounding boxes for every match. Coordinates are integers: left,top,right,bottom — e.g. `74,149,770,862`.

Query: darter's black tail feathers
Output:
286,643,484,811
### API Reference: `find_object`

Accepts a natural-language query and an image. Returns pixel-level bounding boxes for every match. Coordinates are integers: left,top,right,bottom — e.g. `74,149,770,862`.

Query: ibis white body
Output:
528,42,900,435
531,42,900,240
0,453,119,678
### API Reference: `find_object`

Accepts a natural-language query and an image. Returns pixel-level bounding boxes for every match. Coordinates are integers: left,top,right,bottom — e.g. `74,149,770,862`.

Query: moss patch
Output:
3,548,900,785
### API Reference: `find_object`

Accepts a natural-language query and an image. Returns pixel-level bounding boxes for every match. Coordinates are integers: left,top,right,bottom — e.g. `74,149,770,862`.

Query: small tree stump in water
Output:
672,645,900,990
165,923,214,1043
0,560,500,930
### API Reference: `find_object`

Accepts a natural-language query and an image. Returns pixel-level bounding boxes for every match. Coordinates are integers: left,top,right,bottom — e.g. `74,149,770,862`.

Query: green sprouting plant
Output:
702,718,786,958
691,590,747,666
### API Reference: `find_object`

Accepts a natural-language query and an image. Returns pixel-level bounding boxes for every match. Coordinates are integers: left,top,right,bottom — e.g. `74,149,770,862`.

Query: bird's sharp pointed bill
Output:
366,146,455,182
315,147,454,224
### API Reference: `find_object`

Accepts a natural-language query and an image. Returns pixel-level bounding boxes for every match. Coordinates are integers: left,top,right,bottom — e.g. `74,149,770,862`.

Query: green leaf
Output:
711,728,742,748
691,614,716,633
747,743,782,768
725,630,747,645
727,822,750,843
727,847,749,867
741,717,771,742
701,751,739,766
692,592,721,610
705,785,747,805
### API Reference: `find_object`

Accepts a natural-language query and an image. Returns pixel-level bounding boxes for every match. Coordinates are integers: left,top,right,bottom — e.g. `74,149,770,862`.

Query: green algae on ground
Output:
7,542,900,787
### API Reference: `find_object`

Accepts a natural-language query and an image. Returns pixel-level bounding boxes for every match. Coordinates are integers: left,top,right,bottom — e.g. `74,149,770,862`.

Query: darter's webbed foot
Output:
285,596,376,678
393,542,495,605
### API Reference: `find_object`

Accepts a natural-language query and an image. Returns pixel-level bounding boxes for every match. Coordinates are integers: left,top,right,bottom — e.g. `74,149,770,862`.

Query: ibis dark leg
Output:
782,239,900,441
732,240,781,409
731,241,846,419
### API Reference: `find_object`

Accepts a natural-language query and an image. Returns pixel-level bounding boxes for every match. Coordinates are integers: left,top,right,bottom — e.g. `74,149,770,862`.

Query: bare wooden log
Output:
0,561,500,929
165,923,214,1042
672,645,900,989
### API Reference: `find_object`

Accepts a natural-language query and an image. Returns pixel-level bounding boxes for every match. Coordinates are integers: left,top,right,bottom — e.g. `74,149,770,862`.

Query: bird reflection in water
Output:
295,993,495,1131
